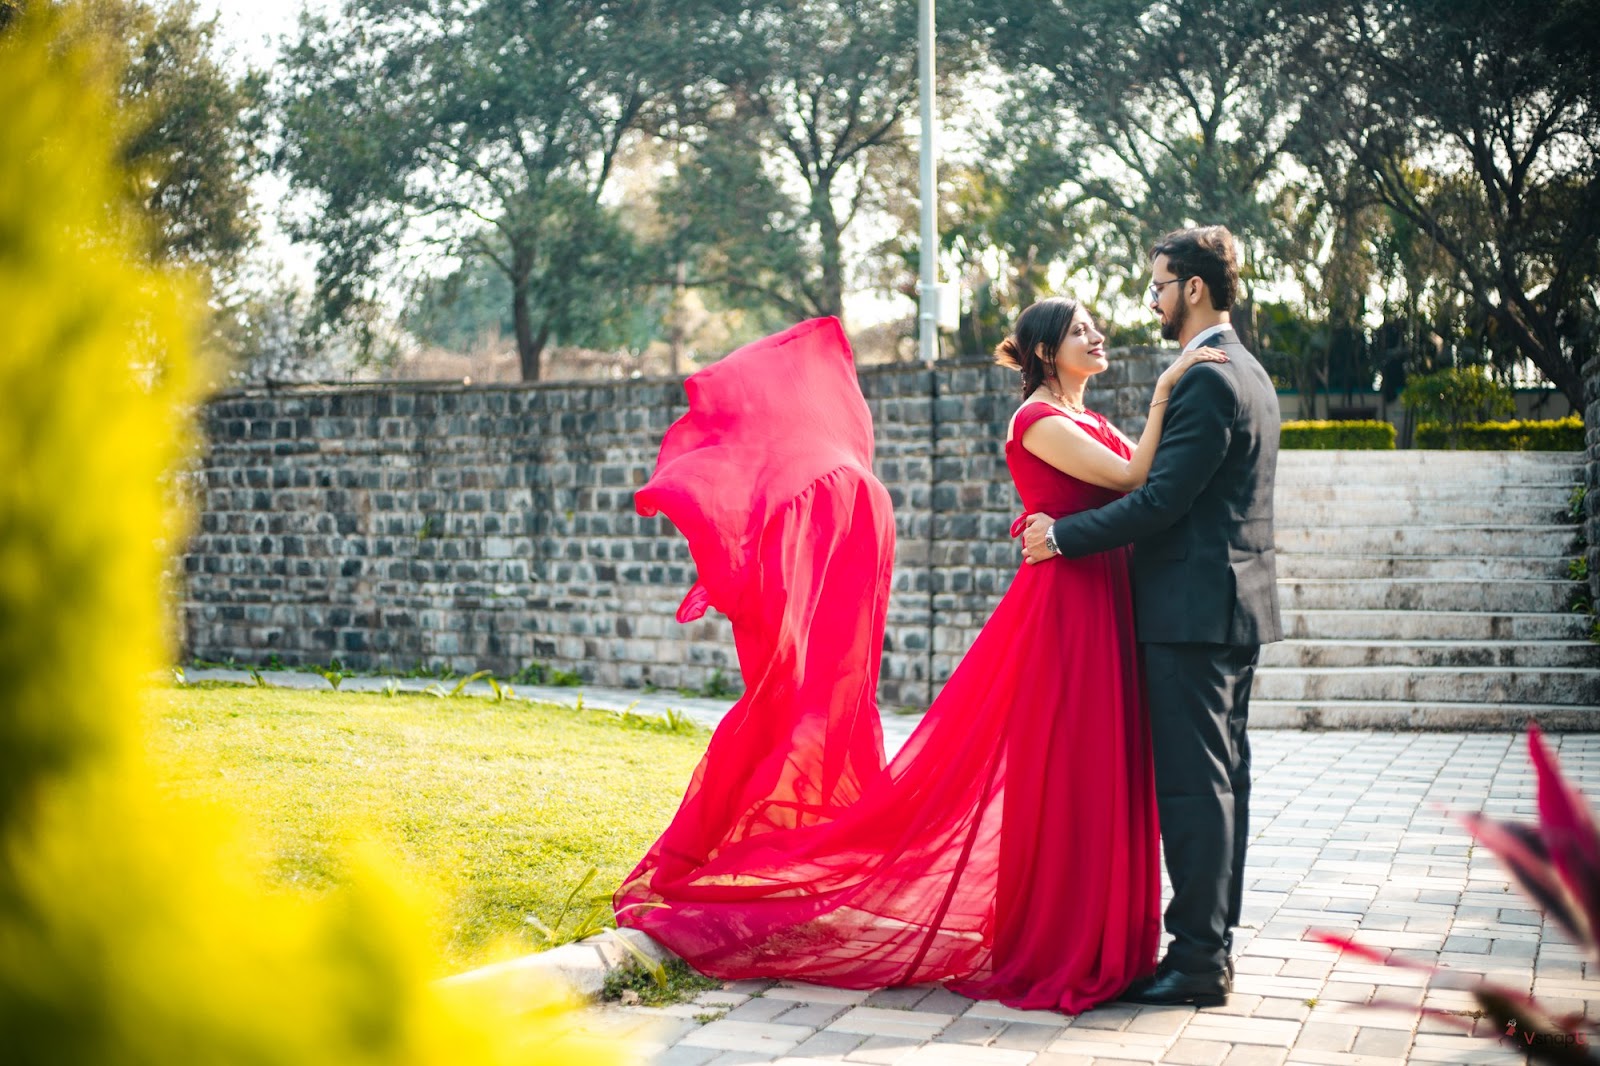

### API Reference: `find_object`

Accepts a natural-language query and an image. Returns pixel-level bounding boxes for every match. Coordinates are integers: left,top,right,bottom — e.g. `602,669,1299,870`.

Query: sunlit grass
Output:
144,685,706,971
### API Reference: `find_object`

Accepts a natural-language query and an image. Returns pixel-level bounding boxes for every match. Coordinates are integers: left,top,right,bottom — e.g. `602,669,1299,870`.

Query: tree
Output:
974,0,1312,322
404,224,655,357
218,267,397,385
664,0,971,325
879,133,1128,357
1290,0,1600,408
406,256,516,353
3,0,262,278
276,0,704,380
113,0,262,274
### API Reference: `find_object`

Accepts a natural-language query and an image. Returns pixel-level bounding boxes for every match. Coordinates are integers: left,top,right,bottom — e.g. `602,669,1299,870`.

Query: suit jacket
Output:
1050,328,1284,646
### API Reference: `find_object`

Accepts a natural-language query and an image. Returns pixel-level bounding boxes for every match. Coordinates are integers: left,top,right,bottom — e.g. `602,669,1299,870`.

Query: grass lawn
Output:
143,684,707,972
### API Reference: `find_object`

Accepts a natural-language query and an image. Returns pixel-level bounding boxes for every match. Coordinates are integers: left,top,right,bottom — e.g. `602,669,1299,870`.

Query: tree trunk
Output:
511,273,545,382
1495,301,1584,410
813,180,845,320
668,259,687,376
1015,253,1037,313
1232,290,1255,353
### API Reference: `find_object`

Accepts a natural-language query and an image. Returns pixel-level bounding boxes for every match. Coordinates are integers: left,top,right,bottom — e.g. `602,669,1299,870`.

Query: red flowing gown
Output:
615,318,1160,1013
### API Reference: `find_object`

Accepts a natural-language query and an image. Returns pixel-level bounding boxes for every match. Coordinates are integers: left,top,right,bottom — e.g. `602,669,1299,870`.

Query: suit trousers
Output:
1142,641,1260,973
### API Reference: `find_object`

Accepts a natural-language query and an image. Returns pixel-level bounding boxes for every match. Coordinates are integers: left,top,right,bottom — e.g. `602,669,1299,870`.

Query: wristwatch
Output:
1043,525,1061,556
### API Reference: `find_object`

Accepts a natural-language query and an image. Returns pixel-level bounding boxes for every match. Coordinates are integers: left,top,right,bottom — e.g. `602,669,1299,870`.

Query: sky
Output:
196,0,327,70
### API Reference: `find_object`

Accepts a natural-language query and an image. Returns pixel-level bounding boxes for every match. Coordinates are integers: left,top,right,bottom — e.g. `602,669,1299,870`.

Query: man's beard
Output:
1159,297,1187,342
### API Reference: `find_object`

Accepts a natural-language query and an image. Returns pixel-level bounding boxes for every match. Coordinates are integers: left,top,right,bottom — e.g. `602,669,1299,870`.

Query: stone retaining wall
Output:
1587,354,1600,610
181,349,1167,707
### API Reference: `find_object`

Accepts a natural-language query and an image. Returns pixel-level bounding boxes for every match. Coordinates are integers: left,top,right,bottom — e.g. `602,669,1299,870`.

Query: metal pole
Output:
918,0,939,698
917,0,937,364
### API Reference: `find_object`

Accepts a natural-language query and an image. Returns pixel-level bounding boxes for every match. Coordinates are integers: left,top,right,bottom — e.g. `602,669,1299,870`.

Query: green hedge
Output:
1280,420,1397,449
1414,416,1583,450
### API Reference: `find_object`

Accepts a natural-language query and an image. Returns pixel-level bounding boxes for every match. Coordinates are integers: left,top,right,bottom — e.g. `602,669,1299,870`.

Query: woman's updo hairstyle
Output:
993,296,1081,399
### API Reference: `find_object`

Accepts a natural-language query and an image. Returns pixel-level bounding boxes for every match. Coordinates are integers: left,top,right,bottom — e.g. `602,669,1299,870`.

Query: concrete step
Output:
1251,699,1600,731
1277,578,1574,613
1261,639,1600,669
1274,484,1575,504
1260,449,1590,731
1277,450,1581,478
1253,665,1600,705
1275,525,1578,557
1278,468,1582,489
1276,501,1570,526
1281,609,1590,641
1275,554,1571,580
1278,448,1581,459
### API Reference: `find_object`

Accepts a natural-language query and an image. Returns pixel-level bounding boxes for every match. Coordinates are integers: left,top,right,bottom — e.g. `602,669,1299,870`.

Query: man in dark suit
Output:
1020,225,1283,1007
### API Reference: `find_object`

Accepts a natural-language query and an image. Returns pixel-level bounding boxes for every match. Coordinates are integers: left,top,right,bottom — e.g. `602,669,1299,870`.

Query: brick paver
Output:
584,730,1600,1065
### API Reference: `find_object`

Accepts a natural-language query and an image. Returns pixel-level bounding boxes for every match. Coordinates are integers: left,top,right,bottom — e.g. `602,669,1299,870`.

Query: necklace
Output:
1048,388,1086,415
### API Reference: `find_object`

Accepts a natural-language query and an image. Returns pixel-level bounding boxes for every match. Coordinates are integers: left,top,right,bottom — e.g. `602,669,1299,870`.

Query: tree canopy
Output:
251,0,1599,401
276,0,710,379
975,0,1308,318
1289,0,1600,408
663,0,962,323
4,0,262,280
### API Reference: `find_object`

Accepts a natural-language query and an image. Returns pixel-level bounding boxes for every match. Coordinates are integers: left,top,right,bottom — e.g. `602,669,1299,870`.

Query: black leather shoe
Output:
1118,961,1231,1008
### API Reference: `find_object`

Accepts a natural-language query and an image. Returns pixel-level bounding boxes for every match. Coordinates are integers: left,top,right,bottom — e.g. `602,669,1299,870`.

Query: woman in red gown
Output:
615,300,1224,1013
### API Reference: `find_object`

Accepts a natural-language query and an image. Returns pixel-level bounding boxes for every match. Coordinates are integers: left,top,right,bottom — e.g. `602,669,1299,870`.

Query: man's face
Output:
1148,255,1188,342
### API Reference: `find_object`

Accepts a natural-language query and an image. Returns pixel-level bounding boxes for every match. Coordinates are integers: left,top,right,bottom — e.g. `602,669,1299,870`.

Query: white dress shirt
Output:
1182,323,1228,352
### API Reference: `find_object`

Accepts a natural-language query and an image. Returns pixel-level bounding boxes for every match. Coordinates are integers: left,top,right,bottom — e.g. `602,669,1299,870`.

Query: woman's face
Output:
1049,307,1108,379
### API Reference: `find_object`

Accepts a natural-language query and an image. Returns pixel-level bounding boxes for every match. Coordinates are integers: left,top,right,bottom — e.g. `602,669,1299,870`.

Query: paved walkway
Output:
184,669,1597,1063
182,666,930,754
582,730,1599,1066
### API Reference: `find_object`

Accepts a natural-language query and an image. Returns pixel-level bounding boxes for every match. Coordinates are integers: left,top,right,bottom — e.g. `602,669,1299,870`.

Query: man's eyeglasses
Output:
1148,276,1189,301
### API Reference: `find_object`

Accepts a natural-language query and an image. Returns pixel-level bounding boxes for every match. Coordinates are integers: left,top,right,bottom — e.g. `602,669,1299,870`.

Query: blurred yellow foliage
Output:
0,8,618,1063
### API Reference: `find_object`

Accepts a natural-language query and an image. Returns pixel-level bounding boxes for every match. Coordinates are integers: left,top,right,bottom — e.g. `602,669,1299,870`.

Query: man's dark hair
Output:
1150,226,1240,311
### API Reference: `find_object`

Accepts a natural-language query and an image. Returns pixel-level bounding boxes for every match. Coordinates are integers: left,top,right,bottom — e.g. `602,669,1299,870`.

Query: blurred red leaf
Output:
1528,724,1600,956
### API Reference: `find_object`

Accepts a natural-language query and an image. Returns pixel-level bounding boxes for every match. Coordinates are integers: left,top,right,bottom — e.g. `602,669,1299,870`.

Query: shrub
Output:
1401,366,1516,426
514,661,584,687
1279,420,1397,449
1414,416,1584,450
0,11,612,1064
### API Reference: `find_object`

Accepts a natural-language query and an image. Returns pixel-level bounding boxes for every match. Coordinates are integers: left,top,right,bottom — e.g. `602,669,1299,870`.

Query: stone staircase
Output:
1255,450,1600,729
